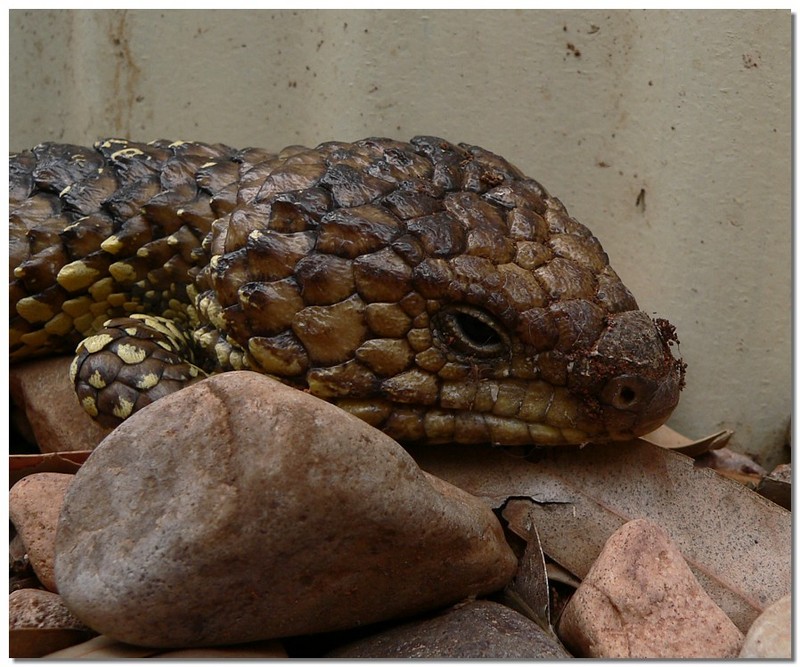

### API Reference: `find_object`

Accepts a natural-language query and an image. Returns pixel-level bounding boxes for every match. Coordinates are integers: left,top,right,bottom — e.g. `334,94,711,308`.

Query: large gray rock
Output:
55,371,517,648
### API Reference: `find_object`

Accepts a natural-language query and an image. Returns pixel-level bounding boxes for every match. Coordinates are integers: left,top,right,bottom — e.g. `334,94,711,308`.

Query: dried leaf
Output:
545,561,581,589
499,499,551,634
641,424,732,457
9,450,92,487
500,497,537,540
410,440,791,632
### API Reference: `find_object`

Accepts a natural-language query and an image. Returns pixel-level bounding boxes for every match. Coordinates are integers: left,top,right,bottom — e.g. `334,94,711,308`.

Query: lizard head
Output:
203,136,685,446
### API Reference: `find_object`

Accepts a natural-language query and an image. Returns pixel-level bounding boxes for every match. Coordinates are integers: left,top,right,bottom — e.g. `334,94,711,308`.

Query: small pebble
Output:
55,372,517,647
557,518,743,658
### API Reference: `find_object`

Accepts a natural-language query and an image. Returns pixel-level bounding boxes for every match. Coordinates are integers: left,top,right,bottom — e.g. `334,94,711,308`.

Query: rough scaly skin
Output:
9,136,684,445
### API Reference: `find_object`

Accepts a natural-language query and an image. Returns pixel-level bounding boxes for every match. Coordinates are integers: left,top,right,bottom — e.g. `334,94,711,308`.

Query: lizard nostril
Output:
615,384,638,408
602,376,651,412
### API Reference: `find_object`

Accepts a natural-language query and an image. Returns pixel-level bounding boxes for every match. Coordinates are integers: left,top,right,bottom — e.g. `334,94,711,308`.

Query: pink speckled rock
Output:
558,519,743,658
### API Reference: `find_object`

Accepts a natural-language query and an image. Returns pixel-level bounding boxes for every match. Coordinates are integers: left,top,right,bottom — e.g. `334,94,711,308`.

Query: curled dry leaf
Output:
641,424,732,457
409,439,791,632
545,561,581,588
499,498,552,635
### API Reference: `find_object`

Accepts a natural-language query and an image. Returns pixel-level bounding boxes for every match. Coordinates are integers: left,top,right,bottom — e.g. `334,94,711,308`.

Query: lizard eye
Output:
433,305,510,359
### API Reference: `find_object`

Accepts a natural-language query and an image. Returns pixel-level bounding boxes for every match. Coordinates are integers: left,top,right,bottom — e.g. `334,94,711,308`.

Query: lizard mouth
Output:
334,371,674,447
598,369,683,441
333,399,599,446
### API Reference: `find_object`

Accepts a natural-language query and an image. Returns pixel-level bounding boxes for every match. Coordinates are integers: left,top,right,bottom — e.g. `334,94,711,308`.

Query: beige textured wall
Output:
9,9,791,467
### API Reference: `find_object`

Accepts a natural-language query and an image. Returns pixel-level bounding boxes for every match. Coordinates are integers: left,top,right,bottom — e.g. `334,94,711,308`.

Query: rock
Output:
43,635,162,659
9,588,95,658
10,356,114,452
557,518,743,658
10,532,29,571
155,641,288,658
55,371,517,647
756,463,791,510
327,600,571,658
45,635,288,659
10,531,40,593
10,472,74,592
739,593,791,658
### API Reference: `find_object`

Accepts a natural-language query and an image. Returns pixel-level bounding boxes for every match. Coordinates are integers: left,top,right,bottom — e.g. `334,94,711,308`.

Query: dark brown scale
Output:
136,236,181,267
9,150,36,202
353,249,413,303
104,216,154,256
195,160,241,194
271,186,332,221
266,201,313,234
14,244,67,292
406,212,467,257
104,177,162,220
60,214,115,258
390,234,426,267
220,207,270,252
60,172,120,216
168,225,206,263
320,164,395,208
176,199,217,233
242,229,316,281
316,205,401,259
10,194,64,232
294,254,355,306
258,159,327,200
237,278,305,337
237,159,284,204
31,144,105,193
10,135,685,445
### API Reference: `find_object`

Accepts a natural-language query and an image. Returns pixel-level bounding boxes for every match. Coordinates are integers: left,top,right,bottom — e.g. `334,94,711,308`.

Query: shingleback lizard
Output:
9,136,685,445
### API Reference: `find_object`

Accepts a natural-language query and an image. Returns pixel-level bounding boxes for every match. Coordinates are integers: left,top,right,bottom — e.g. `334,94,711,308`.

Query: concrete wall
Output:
9,9,791,467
